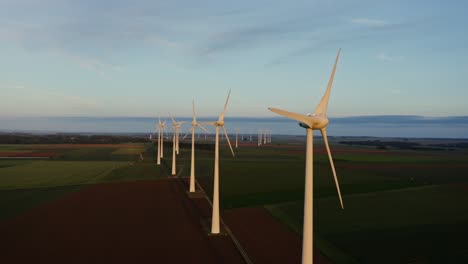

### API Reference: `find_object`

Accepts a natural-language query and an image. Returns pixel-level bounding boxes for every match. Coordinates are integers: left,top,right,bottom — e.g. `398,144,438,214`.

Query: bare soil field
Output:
0,179,244,264
223,207,331,264
178,178,331,264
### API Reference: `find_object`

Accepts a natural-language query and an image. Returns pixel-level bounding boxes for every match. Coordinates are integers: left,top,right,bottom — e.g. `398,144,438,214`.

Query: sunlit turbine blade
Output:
201,121,217,126
218,89,231,122
314,48,341,115
183,130,191,139
192,100,197,122
321,128,344,209
268,107,310,125
197,123,209,133
222,125,235,157
168,113,177,125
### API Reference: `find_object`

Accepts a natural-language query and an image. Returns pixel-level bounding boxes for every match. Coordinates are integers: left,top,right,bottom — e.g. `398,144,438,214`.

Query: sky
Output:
1,0,468,119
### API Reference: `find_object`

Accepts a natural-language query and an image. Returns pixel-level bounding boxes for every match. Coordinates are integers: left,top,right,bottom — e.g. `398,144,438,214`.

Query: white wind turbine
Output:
258,129,262,146
268,49,344,264
156,115,165,165
203,90,235,234
169,113,185,155
160,120,167,158
169,114,185,176
188,100,208,192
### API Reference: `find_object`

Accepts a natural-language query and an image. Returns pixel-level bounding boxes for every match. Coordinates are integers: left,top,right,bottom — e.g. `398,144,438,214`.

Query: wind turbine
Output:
203,90,235,234
169,114,185,176
169,113,185,155
268,49,344,264
258,129,262,146
156,115,165,165
188,100,208,192
235,128,239,148
160,120,167,158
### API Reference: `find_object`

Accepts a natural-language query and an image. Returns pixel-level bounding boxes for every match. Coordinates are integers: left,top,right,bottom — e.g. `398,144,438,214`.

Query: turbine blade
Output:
222,125,235,157
169,113,177,125
201,121,217,126
197,123,209,133
183,130,191,139
314,48,341,115
218,89,231,122
268,107,310,125
192,100,197,122
321,128,344,209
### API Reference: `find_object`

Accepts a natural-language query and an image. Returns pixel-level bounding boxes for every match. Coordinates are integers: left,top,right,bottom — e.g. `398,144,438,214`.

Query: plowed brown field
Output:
0,179,244,264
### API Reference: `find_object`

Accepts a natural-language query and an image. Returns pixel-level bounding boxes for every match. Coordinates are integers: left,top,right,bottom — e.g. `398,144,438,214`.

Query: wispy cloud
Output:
267,19,412,66
59,52,122,78
351,18,388,26
2,84,98,114
377,52,404,62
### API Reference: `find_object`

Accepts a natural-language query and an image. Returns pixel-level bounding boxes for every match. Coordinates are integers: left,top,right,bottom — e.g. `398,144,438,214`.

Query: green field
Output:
193,141,468,263
0,143,167,220
1,139,468,263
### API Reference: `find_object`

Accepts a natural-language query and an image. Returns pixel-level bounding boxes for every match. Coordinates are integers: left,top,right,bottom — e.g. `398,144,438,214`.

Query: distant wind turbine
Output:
169,113,186,155
203,90,235,234
160,120,167,158
268,49,344,264
189,100,208,192
258,129,262,146
156,115,165,165
169,114,185,176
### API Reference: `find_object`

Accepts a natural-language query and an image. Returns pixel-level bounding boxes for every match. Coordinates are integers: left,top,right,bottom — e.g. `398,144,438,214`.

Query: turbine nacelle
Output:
298,114,329,130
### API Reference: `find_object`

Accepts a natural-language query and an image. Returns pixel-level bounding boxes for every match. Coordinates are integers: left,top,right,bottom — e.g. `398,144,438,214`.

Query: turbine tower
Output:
169,113,185,155
160,120,167,158
169,114,184,176
268,49,344,264
258,129,262,146
189,100,208,192
235,128,239,148
156,115,165,165
203,90,235,234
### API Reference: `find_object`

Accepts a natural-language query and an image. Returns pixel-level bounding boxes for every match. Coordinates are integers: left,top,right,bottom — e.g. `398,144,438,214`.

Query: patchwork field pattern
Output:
1,139,467,263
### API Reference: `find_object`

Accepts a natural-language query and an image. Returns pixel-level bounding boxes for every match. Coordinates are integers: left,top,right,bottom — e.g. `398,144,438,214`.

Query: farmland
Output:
1,136,468,263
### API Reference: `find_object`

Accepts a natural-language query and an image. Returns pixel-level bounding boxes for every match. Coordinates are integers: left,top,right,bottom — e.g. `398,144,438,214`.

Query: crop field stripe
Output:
0,161,131,189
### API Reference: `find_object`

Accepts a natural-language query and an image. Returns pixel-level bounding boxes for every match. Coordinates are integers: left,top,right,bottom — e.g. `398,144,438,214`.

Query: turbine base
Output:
198,218,229,236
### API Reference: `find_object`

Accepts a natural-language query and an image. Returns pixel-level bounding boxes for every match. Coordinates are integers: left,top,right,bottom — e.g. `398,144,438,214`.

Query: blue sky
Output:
1,0,467,118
